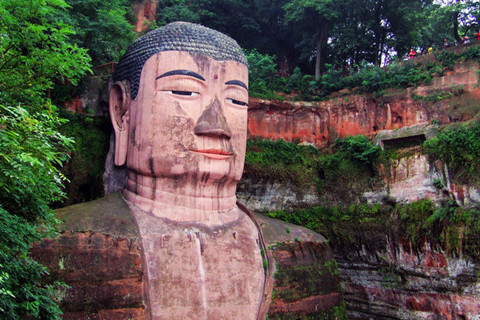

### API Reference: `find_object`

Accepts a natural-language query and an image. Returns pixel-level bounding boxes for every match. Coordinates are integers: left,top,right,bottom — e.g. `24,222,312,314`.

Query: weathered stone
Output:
255,215,346,319
337,239,480,320
237,178,318,212
247,61,479,148
31,196,343,319
30,194,145,318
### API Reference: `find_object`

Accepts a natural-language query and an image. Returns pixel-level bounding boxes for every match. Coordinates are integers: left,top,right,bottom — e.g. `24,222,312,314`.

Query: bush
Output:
0,0,90,317
245,43,480,101
0,105,72,319
423,122,480,183
265,199,480,260
333,135,381,172
244,136,381,203
244,49,285,99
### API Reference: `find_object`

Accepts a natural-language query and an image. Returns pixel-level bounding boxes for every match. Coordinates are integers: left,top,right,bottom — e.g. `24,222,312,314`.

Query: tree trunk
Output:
315,37,322,80
453,0,462,44
315,21,329,80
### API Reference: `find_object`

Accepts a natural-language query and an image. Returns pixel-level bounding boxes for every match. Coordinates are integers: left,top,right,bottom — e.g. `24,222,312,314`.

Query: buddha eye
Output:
226,98,248,107
163,90,199,96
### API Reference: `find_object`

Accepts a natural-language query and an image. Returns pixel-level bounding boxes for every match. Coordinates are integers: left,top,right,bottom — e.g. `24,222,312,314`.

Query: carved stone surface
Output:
30,193,145,319
44,22,270,320
106,22,268,319
31,193,343,319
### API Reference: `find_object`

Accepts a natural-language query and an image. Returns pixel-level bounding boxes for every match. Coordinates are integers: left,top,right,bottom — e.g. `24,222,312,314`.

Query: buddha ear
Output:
109,81,130,166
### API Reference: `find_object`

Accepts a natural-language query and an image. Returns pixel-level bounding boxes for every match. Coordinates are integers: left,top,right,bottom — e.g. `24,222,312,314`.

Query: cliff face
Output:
248,94,426,148
243,59,480,320
31,194,344,319
338,239,480,320
247,61,479,148
256,214,346,319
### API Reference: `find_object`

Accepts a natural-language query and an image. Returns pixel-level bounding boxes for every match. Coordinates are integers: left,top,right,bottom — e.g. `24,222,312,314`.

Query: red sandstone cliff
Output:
247,60,479,148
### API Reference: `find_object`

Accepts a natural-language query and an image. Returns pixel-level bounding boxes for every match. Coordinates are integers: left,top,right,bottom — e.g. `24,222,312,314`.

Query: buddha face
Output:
124,51,249,185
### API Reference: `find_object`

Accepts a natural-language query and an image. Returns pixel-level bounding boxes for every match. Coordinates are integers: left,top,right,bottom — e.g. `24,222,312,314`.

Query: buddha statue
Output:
31,21,338,320
108,22,269,319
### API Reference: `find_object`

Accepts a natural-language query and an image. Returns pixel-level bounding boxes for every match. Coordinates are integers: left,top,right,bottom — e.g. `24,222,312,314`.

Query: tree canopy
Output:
0,0,91,318
60,0,135,65
154,0,479,75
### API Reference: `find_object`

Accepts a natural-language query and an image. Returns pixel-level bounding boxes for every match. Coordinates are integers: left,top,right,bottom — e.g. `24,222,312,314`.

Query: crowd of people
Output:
408,30,480,59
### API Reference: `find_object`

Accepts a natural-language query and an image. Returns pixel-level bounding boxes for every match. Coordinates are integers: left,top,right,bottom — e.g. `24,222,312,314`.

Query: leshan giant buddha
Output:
107,22,271,319
31,21,341,320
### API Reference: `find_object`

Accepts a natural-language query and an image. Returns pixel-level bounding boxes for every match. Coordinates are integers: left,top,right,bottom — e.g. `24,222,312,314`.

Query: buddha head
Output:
109,22,249,201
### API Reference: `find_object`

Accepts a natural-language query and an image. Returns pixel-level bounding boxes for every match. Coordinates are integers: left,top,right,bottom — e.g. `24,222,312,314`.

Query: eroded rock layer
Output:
247,61,479,147
339,240,480,320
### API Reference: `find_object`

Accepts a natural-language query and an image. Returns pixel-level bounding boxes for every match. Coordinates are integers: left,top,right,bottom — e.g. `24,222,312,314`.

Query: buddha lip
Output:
189,148,233,159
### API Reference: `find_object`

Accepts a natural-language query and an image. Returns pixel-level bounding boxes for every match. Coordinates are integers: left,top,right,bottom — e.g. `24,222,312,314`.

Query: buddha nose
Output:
194,97,232,139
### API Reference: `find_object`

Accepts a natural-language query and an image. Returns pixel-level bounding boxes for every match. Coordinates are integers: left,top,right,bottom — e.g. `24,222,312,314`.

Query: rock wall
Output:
237,177,319,212
31,194,345,319
338,240,480,320
31,233,145,320
256,214,347,319
362,143,480,209
247,60,479,148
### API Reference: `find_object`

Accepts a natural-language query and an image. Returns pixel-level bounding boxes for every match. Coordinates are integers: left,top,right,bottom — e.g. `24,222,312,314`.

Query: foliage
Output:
266,199,480,260
283,0,341,78
60,0,135,65
151,0,480,100
244,138,321,191
246,138,321,168
243,137,381,205
423,122,480,183
55,111,111,207
244,49,285,100
251,43,480,101
0,0,91,318
333,135,382,170
429,0,480,44
155,0,261,50
152,0,476,83
0,105,73,319
0,0,91,108
412,86,464,102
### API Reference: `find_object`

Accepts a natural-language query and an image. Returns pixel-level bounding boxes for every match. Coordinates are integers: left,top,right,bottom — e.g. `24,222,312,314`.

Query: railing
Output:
94,62,117,75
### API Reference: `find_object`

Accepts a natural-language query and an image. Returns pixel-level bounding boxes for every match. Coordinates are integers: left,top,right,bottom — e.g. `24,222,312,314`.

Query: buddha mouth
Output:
189,148,234,160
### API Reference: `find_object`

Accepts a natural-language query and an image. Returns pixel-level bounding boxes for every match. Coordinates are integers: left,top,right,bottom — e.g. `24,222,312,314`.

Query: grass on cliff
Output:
248,45,480,101
266,199,480,261
243,137,382,206
423,121,480,185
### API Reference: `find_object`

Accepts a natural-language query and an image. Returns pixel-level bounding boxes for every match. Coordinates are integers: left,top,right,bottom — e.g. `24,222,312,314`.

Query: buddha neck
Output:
122,171,241,227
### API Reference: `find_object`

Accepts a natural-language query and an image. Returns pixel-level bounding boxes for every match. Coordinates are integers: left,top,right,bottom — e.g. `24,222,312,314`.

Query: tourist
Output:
409,49,417,59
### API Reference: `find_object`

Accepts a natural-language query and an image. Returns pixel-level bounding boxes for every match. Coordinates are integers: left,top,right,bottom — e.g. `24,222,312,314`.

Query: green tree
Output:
60,0,135,65
156,0,261,50
156,0,203,25
441,0,478,43
327,0,431,66
284,0,342,79
245,49,279,97
0,0,91,318
418,2,455,48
